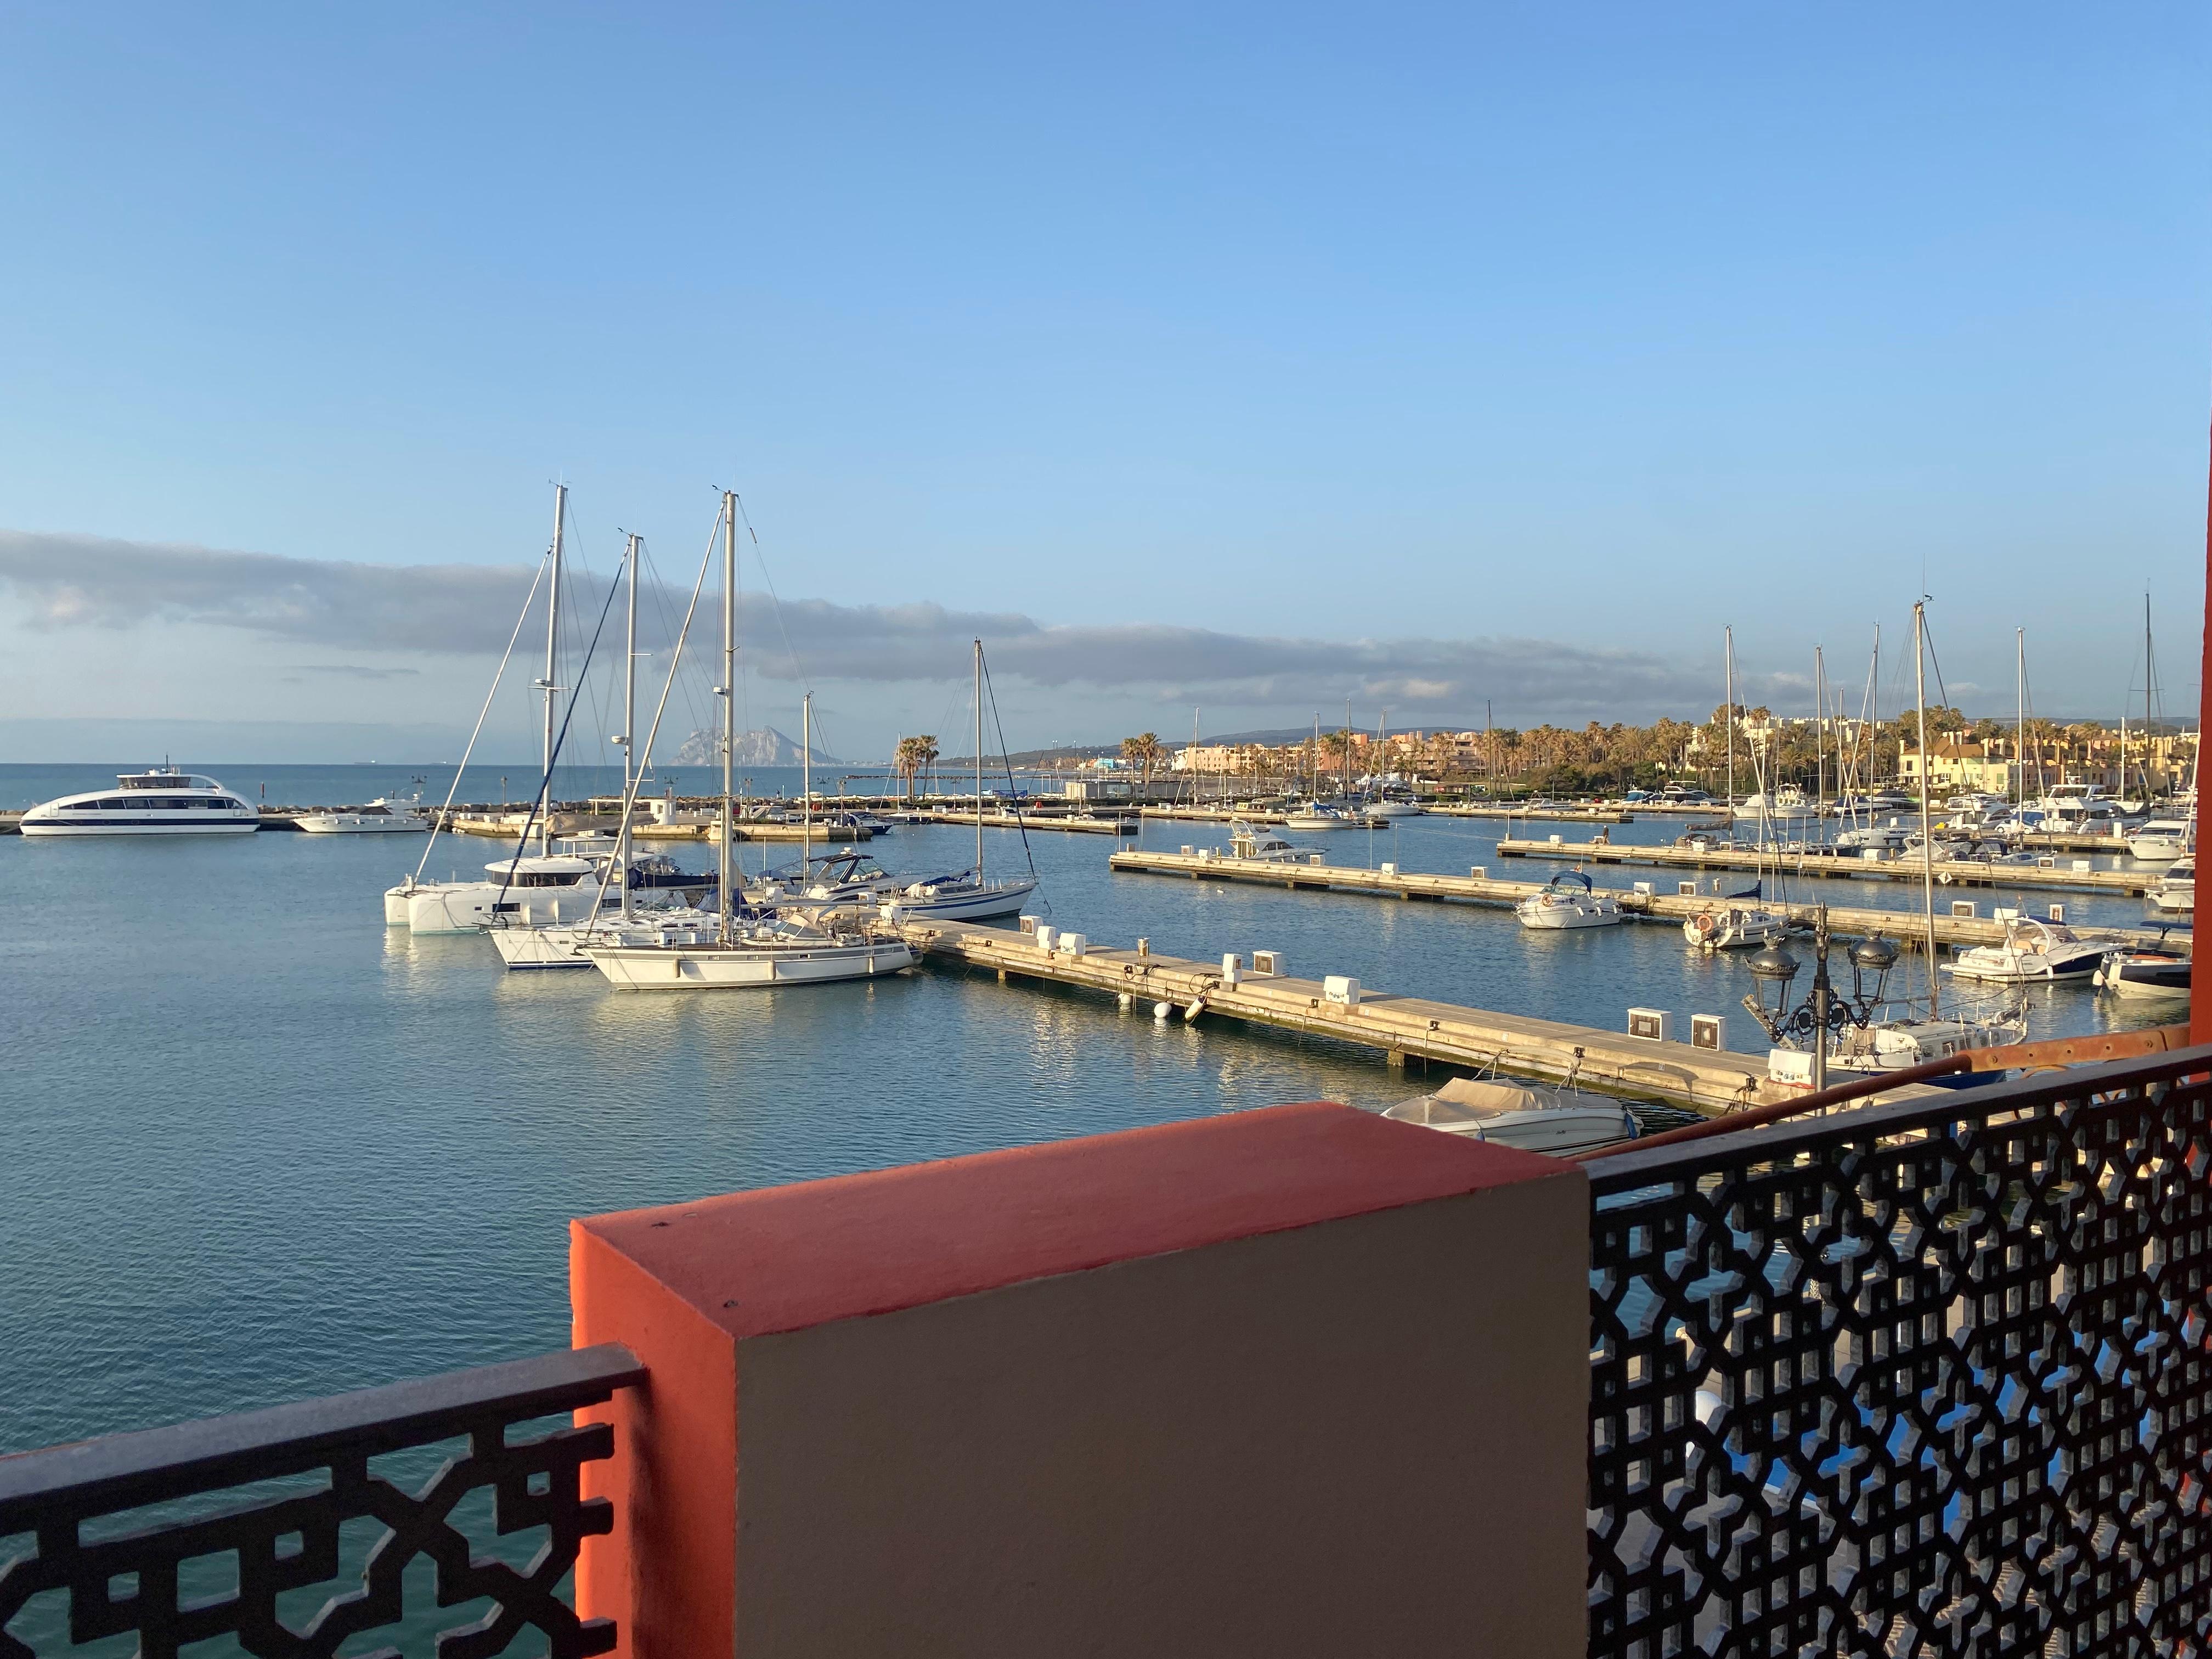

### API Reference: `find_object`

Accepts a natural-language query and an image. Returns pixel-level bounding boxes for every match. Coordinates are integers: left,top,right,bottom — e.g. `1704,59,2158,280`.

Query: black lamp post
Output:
1741,906,1899,1093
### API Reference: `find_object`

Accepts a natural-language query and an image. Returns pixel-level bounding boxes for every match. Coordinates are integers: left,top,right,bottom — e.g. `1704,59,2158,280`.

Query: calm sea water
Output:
0,791,2179,1647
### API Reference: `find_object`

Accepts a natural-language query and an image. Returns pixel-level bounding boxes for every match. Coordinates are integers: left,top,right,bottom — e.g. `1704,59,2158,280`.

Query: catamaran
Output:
19,768,259,836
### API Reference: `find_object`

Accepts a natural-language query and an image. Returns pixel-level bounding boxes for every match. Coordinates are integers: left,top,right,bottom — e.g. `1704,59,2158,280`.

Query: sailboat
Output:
879,641,1041,922
387,487,615,934
1767,601,2023,1088
583,494,913,990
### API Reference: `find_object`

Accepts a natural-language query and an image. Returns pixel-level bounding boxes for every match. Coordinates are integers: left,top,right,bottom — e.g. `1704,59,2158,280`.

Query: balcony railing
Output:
0,1344,644,1659
8,1050,2211,1656
1585,1048,2212,1659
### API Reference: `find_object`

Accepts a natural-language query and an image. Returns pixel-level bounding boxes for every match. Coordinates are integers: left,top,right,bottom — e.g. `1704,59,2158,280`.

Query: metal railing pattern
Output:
1586,1047,2212,1658
0,1344,644,1658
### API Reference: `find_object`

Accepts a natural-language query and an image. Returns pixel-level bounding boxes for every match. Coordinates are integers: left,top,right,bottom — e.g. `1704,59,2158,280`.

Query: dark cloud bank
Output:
0,528,1767,724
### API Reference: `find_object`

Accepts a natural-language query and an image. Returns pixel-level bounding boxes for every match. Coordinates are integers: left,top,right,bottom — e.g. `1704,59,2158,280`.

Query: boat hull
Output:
885,878,1039,923
19,821,259,837
586,939,915,989
296,816,428,833
1515,901,1623,930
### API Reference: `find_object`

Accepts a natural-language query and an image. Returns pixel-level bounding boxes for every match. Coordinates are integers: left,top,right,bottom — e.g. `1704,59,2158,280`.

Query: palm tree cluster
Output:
894,735,939,800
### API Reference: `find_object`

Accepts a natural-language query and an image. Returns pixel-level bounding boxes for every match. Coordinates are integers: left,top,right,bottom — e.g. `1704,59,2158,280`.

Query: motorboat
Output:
1833,820,1912,853
2094,947,2190,1000
1380,1076,1639,1156
1227,822,1312,865
1733,786,1814,821
297,797,431,833
20,768,259,837
2037,785,2128,834
881,868,1040,922
1515,870,1625,931
585,912,915,989
2127,819,2191,862
1283,800,1358,831
1943,915,2108,984
1682,894,1788,950
749,850,901,911
2149,857,2195,915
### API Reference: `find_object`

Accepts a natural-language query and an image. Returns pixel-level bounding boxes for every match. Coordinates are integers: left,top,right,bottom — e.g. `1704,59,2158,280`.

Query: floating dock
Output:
1106,848,2182,953
1496,836,2152,895
896,917,1781,1113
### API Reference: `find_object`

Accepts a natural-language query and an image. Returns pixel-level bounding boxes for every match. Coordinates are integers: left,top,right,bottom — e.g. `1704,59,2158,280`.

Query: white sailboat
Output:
880,641,1040,922
585,493,912,991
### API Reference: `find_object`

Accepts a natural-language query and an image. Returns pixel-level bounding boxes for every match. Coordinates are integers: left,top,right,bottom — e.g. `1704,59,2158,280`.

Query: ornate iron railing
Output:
1585,1046,2212,1659
0,1344,644,1658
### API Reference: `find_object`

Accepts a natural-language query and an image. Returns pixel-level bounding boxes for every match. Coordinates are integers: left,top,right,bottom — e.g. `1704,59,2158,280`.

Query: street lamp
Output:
1740,906,1899,1093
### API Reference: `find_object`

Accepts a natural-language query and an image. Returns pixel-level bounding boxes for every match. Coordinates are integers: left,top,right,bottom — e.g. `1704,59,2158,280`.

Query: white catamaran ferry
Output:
20,769,259,837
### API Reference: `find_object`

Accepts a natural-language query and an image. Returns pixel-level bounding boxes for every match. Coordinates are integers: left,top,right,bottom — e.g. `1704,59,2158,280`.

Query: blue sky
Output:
1,3,2206,761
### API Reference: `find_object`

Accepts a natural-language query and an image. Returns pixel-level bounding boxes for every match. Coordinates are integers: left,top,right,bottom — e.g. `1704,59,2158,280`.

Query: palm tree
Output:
1121,733,1165,793
895,735,938,800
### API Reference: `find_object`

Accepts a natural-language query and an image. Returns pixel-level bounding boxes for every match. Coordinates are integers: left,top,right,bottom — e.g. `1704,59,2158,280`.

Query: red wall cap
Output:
575,1101,1572,1340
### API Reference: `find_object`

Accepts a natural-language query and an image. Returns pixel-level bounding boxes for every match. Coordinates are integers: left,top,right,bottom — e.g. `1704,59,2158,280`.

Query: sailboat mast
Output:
2147,594,2158,799
621,532,639,921
1724,625,1735,825
1914,601,1939,1018
719,493,736,945
2016,629,2025,809
974,639,984,878
1342,697,1352,799
802,691,813,874
541,483,566,857
1814,646,1825,822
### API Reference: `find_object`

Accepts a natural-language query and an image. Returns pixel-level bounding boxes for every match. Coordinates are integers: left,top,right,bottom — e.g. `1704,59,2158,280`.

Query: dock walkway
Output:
1496,836,2152,895
1106,848,2181,953
897,918,1781,1113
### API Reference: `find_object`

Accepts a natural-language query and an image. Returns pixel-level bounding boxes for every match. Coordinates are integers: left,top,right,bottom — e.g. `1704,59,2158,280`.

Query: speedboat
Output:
881,868,1040,922
2149,857,2195,915
1833,820,1912,853
296,797,430,834
1380,1076,1639,1156
19,768,259,836
2127,819,2191,862
2094,947,2190,1000
1283,800,1357,831
749,850,901,911
1944,916,2108,983
585,912,915,989
1515,870,1624,931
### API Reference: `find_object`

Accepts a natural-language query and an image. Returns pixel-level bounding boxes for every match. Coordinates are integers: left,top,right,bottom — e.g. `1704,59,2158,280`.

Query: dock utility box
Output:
1323,975,1361,1007
1220,953,1244,986
1691,1014,1727,1052
1018,915,1041,935
1034,924,1059,951
1627,1008,1672,1042
1058,932,1088,958
1251,950,1284,976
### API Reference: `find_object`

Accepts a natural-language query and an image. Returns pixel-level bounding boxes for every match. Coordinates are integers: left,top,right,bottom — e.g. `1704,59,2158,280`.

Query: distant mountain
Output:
671,726,839,766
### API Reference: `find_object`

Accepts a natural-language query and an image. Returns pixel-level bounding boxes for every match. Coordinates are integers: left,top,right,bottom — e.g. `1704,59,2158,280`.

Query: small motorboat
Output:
2097,946,2185,1000
2094,947,2190,1000
1944,915,2107,984
1515,870,1624,931
1226,822,1312,865
2128,819,2192,862
1380,1076,1639,1157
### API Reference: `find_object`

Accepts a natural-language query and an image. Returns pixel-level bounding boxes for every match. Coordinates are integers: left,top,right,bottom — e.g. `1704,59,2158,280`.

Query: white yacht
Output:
2036,784,2127,833
1732,785,1814,822
1381,1077,1639,1156
490,902,721,969
1767,1005,2024,1089
1283,800,1357,831
588,913,913,989
1361,794,1425,821
881,868,1040,923
297,797,430,834
1515,870,1625,931
19,769,259,837
1225,821,1312,864
2149,857,2195,914
1833,819,1913,853
1943,916,2108,984
2127,819,2191,862
2094,947,2189,1000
